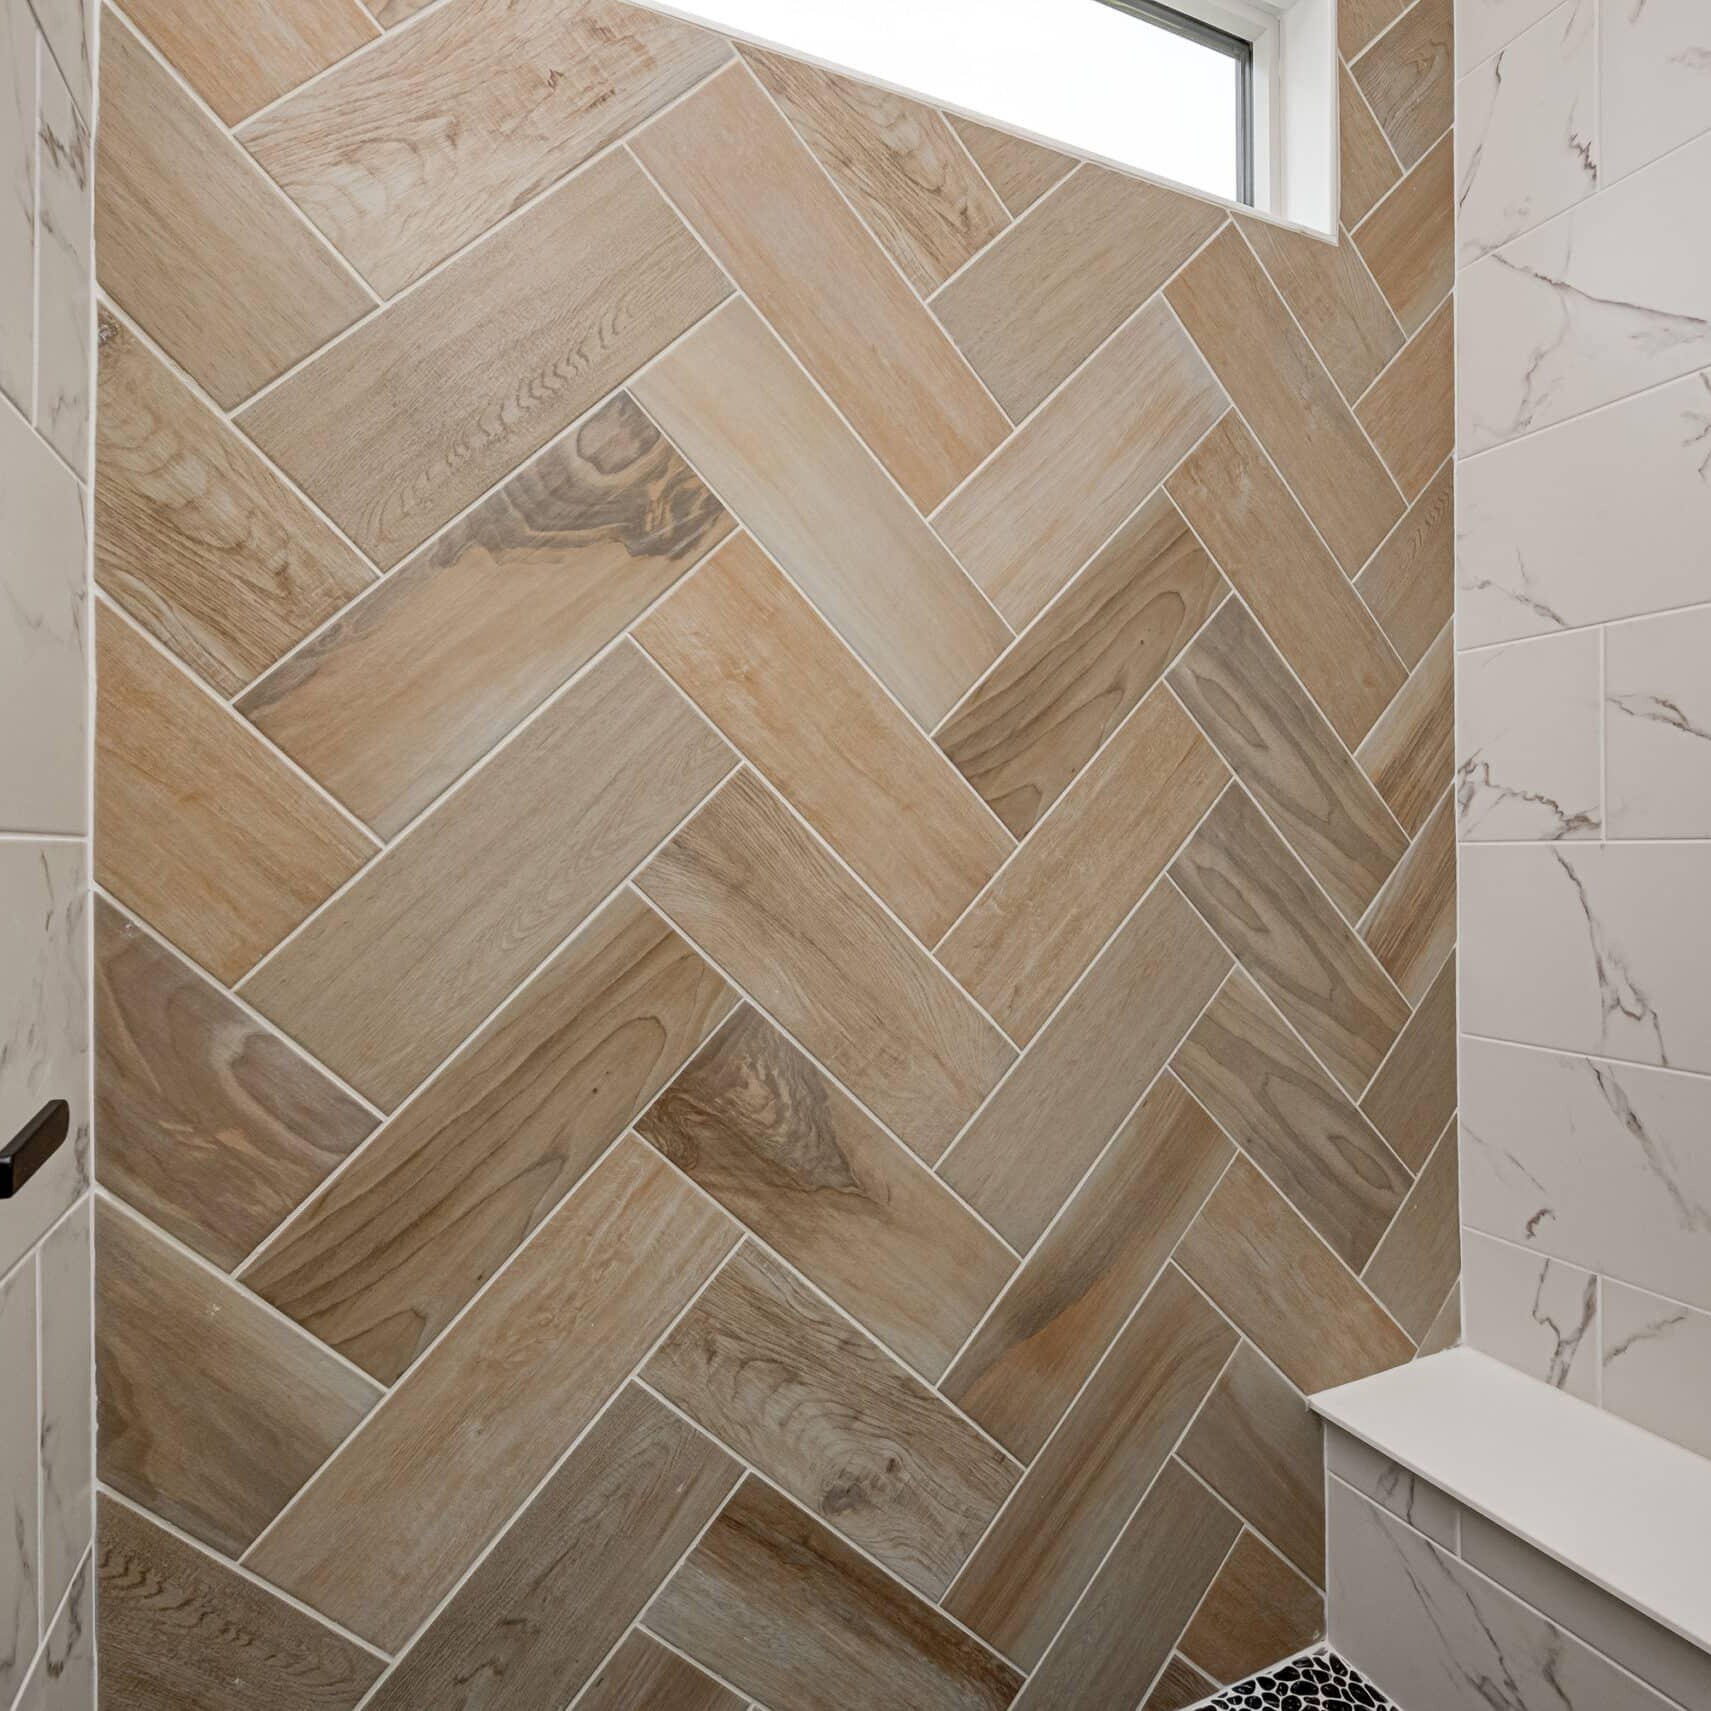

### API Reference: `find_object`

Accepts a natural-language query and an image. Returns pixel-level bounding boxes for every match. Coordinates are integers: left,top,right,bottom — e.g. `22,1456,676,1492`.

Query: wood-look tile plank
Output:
94,896,376,1272
932,165,1223,419
1360,790,1454,1004
637,1005,1014,1382
119,0,375,124
646,1244,1017,1598
1165,228,1403,577
1358,297,1453,501
936,491,1226,839
1180,1341,1325,1585
1180,1531,1324,1685
1012,1459,1240,1711
1236,214,1402,401
742,49,1009,295
1143,1655,1220,1711
1175,1156,1414,1394
1354,132,1452,336
243,891,734,1382
1419,1279,1460,1357
945,1264,1237,1668
95,604,376,985
946,115,1074,216
243,641,733,1110
96,1200,379,1559
1168,599,1406,922
95,305,373,698
943,1073,1232,1459
240,392,733,838
631,65,1008,510
1356,623,1453,836
1167,416,1404,750
239,150,729,568
578,1633,746,1711
1362,1124,1459,1340
1354,459,1452,671
94,13,370,408
938,686,1229,1044
1170,790,1410,1098
933,301,1227,628
1353,0,1453,169
97,1495,384,1711
637,769,1013,1161
243,0,729,295
940,881,1229,1252
1172,971,1410,1273
633,301,1008,728
1359,952,1455,1171
648,1478,1023,1711
246,1138,738,1650
1341,0,1406,61
637,533,1011,944
1339,64,1403,229
366,1386,740,1711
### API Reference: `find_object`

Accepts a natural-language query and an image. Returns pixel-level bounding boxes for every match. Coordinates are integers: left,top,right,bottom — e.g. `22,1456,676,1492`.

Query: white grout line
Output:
629,1621,777,1711
33,1245,45,1642
28,33,41,430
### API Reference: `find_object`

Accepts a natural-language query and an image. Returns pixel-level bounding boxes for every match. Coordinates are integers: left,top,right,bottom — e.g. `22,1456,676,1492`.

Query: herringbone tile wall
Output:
88,1,1457,1705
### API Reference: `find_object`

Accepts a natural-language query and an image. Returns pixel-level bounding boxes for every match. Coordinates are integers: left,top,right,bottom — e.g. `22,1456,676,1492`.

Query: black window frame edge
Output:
1091,0,1257,206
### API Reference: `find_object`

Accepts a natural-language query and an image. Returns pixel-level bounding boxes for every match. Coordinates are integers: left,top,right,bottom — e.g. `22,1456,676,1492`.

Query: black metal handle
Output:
0,1101,70,1199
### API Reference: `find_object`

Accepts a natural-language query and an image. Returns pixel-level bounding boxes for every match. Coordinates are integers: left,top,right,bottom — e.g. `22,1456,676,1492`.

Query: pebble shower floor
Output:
1196,1649,1398,1708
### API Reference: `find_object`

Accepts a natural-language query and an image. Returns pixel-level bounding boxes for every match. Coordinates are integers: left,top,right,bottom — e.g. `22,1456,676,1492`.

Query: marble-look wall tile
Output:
1455,629,1600,840
0,842,90,1281
1325,1426,1458,1549
1328,1480,1674,1711
1456,0,1565,72
1460,842,1711,1073
0,404,87,834
38,1199,90,1619
14,1551,91,1711
24,0,89,118
1456,370,1711,648
1461,1037,1711,1314
1460,1227,1598,1400
1601,1280,1711,1462
34,55,89,475
1601,0,1711,186
1457,131,1711,453
1,0,33,417
1455,0,1594,266
0,1257,39,1711
1606,605,1711,839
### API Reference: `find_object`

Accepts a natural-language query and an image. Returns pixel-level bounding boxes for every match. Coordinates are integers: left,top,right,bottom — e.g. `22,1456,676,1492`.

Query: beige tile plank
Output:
1360,790,1454,1004
1353,0,1453,169
938,685,1229,1043
96,603,376,986
245,1137,739,1650
1170,789,1410,1098
1173,970,1411,1273
932,165,1223,419
1165,227,1404,577
1355,623,1453,836
637,1004,1015,1382
242,0,731,296
1359,951,1455,1171
637,768,1014,1161
1354,132,1453,336
1357,296,1454,501
1361,1124,1460,1340
647,1477,1024,1711
1167,414,1404,750
943,1073,1232,1459
742,48,1010,295
94,896,377,1272
945,114,1074,216
239,149,730,568
934,302,1227,628
645,1244,1017,1598
240,392,733,837
637,532,1011,944
244,890,734,1382
936,491,1226,839
95,305,374,698
939,880,1229,1251
94,11,371,408
633,300,1009,728
944,1264,1237,1668
243,640,735,1110
631,64,1009,510
96,1199,379,1559
1354,459,1453,672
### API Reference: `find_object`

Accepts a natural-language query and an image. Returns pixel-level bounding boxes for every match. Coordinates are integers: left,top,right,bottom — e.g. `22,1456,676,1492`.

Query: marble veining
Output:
1600,1279,1711,1461
1457,0,1572,73
1,0,34,418
34,55,88,475
23,0,89,117
0,1260,38,1711
1601,0,1711,183
1461,1228,1599,1399
1327,1426,1459,1549
15,1550,91,1711
1606,603,1711,836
